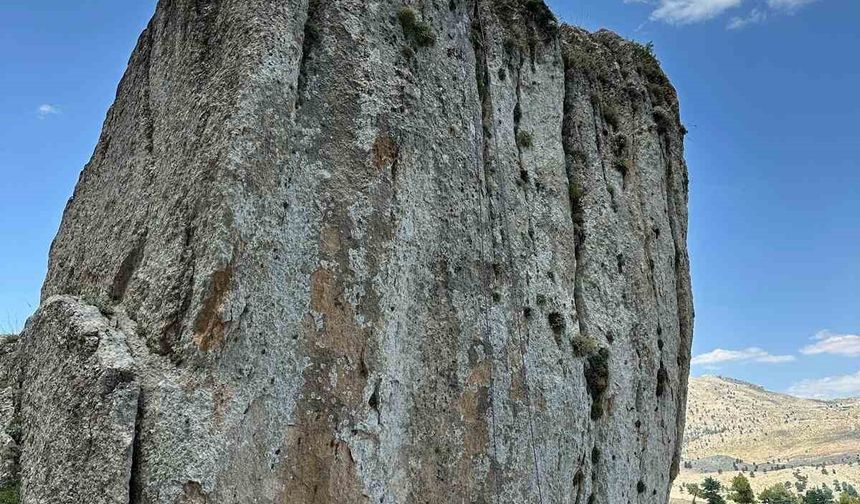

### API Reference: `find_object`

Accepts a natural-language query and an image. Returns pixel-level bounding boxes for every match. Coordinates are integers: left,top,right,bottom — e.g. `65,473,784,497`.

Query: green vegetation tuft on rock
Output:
398,7,436,48
516,131,533,149
0,483,20,504
571,333,599,358
585,347,610,420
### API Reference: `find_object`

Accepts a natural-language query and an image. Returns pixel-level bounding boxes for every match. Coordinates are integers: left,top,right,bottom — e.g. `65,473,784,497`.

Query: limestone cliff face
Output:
6,1,693,502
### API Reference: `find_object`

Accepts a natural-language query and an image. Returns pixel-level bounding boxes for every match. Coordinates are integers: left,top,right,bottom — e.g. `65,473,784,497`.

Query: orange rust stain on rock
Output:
459,387,490,458
192,265,234,352
466,360,492,388
276,262,371,503
277,421,367,504
371,134,398,170
309,267,365,367
210,380,235,429
509,367,527,403
459,360,492,459
177,481,208,504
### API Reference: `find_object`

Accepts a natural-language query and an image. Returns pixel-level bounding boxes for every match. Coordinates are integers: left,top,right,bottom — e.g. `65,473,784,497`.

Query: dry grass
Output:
675,376,860,501
684,376,860,462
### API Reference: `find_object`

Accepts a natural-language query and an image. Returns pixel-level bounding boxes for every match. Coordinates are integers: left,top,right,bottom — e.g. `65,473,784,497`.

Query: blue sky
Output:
0,0,857,398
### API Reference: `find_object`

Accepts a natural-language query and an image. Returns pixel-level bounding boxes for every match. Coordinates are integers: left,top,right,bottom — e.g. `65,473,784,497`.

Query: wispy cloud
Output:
728,7,767,29
692,347,796,365
801,330,860,357
788,371,860,400
649,0,744,24
37,104,61,119
629,0,822,28
767,0,819,12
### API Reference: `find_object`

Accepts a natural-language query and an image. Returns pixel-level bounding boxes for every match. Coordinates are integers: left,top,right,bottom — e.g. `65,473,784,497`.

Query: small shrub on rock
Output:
398,7,436,48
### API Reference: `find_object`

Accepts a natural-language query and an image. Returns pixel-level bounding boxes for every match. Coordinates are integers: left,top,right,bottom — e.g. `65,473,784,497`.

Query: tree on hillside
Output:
804,487,835,504
686,483,703,504
759,484,800,504
702,477,727,504
729,473,756,503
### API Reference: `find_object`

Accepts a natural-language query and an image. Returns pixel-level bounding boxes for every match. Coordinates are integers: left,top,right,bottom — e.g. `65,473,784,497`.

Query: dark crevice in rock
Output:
469,4,502,496
656,362,669,398
110,231,148,303
368,379,381,425
296,0,321,111
140,22,156,158
658,122,693,481
561,52,589,343
128,392,144,504
191,0,224,94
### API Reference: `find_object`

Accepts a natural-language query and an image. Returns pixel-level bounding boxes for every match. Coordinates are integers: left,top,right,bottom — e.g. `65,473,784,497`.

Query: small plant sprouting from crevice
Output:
398,7,436,48
492,0,558,55
652,106,673,135
633,41,663,85
611,133,628,157
516,131,533,149
613,158,632,179
523,0,557,32
633,40,680,121
602,104,620,130
563,40,606,83
568,180,585,241
571,333,599,358
584,347,610,420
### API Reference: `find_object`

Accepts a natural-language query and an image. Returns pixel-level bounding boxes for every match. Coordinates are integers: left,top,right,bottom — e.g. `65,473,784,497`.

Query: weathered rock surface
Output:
14,1,693,503
16,297,139,504
0,334,20,487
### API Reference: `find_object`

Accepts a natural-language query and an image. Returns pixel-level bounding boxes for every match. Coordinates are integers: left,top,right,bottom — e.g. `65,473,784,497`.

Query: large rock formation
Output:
4,1,693,502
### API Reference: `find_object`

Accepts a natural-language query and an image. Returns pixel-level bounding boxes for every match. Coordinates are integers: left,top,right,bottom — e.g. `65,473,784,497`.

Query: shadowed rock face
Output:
7,1,693,503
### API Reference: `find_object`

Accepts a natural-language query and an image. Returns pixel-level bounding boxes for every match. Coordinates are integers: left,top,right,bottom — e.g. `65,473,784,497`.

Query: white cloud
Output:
767,0,819,12
801,330,860,357
692,347,796,365
727,7,767,29
37,104,61,118
632,0,821,27
788,371,860,400
650,0,743,24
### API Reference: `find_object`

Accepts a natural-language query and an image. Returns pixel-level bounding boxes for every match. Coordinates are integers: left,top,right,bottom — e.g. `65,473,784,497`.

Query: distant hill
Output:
671,376,860,502
684,375,860,465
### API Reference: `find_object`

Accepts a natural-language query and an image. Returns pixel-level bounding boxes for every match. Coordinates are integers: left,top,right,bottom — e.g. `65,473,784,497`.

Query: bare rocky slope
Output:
0,1,693,503
683,376,860,466
671,376,860,502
